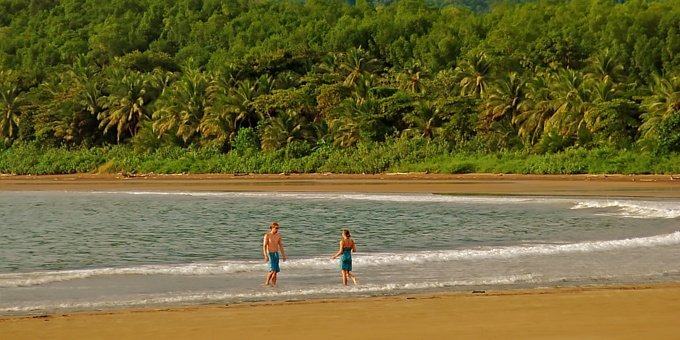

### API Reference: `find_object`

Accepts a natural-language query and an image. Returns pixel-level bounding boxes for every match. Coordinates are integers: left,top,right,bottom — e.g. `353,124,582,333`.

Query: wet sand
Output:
2,173,680,197
1,173,679,339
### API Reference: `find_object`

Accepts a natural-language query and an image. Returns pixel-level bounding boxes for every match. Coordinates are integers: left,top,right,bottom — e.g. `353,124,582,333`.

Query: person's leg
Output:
265,271,274,286
271,272,278,286
341,270,348,285
348,271,357,284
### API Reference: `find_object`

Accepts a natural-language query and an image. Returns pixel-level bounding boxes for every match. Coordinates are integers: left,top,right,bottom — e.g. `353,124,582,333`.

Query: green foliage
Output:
231,127,260,155
1,142,679,176
0,142,106,175
656,112,680,153
1,0,680,176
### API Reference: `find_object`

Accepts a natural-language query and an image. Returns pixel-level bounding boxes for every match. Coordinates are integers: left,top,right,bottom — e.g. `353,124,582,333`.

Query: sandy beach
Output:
0,284,678,339
1,173,679,339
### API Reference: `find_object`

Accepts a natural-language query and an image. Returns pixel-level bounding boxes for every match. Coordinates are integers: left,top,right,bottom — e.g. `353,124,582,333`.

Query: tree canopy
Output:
0,0,679,156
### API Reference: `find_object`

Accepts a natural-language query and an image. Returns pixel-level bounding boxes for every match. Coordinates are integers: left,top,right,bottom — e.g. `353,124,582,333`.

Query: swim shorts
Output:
268,252,280,272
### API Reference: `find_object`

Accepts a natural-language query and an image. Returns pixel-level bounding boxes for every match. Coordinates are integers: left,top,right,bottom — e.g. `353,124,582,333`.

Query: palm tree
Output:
328,115,361,148
0,71,26,142
544,69,591,141
639,73,680,143
586,49,625,84
226,79,264,128
478,72,526,147
401,99,442,139
339,47,381,87
481,72,525,125
307,52,343,85
199,72,242,150
152,69,209,144
148,68,177,98
260,110,314,151
98,71,153,143
455,52,492,98
396,60,430,94
199,108,239,150
351,73,377,104
331,94,381,145
514,74,554,146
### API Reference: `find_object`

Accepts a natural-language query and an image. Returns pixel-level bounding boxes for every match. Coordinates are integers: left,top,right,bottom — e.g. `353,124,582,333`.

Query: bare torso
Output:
264,232,282,252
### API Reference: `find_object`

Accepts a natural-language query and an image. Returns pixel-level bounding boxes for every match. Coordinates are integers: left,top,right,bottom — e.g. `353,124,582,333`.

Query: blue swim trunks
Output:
268,252,280,273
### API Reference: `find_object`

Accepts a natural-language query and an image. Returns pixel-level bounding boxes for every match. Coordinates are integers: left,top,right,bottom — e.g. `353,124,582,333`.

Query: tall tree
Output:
98,70,155,143
639,73,680,148
456,52,492,98
152,68,209,144
0,70,25,142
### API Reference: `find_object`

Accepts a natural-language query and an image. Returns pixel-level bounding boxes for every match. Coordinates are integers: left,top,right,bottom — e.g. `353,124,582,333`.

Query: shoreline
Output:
2,173,680,197
2,283,679,339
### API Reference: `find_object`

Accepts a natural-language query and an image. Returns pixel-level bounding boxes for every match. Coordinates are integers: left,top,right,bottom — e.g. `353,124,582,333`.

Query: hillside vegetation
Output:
0,0,679,174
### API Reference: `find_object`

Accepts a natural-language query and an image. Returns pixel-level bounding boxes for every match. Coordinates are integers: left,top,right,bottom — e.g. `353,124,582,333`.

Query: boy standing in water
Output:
331,228,357,285
263,222,286,287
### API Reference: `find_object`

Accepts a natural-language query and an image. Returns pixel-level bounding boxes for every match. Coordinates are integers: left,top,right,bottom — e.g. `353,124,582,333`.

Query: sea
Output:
1,190,679,316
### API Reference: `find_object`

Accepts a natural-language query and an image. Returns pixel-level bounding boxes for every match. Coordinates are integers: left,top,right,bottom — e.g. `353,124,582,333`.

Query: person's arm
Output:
351,239,357,253
331,240,343,259
279,238,286,261
263,234,269,261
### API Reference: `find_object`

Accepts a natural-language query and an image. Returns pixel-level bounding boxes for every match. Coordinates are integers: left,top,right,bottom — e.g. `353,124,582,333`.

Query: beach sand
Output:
1,285,679,339
1,173,680,339
2,172,680,197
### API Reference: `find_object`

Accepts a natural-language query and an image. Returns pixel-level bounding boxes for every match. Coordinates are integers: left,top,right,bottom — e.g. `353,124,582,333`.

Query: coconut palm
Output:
481,72,525,125
396,60,430,94
328,115,361,148
339,47,381,87
198,72,243,150
544,69,591,141
0,71,26,141
514,74,554,145
331,94,381,145
639,73,680,142
147,68,177,98
586,49,625,84
226,79,265,128
456,52,492,98
402,99,442,139
98,71,153,143
477,72,526,147
351,73,377,104
307,52,343,85
260,110,314,151
152,69,209,143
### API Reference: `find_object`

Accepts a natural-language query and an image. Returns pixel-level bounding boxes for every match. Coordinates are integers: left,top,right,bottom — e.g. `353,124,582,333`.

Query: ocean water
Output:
1,191,679,316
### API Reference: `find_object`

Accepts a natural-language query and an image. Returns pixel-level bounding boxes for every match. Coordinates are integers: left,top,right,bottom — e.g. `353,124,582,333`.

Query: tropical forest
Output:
0,0,679,175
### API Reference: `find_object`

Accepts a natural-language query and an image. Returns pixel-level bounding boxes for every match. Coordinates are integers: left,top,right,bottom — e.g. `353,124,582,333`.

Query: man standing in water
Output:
263,222,286,287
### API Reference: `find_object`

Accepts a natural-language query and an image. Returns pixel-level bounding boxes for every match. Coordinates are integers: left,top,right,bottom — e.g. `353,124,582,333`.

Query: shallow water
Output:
1,191,679,315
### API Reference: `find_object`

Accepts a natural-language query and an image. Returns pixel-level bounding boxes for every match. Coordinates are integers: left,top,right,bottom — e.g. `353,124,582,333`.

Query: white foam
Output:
3,231,678,288
0,274,540,314
366,231,680,265
0,260,263,288
572,199,680,219
89,191,543,204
